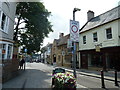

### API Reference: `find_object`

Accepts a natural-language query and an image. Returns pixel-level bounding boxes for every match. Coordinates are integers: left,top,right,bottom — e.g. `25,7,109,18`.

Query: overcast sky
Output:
41,0,120,47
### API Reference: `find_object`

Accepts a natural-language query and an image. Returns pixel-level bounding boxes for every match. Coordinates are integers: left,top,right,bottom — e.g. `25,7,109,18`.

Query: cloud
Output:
42,0,120,46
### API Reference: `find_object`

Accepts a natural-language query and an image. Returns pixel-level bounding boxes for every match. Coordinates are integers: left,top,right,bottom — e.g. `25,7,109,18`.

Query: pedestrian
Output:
19,57,25,70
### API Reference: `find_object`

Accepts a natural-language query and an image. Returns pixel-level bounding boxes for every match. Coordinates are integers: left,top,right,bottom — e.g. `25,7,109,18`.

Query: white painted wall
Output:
0,2,16,60
0,2,16,41
79,20,119,50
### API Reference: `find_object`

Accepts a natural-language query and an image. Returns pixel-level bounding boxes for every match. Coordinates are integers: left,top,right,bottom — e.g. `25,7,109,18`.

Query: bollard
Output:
115,70,119,86
101,70,105,88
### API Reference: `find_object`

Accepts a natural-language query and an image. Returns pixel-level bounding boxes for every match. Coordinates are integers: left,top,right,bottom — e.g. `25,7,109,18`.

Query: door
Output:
81,53,88,69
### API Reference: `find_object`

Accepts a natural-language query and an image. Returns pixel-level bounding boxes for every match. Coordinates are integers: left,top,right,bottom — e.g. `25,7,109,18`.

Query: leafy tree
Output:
14,2,53,54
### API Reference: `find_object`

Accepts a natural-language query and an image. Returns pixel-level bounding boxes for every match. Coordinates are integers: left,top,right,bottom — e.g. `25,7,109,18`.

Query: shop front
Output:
79,46,120,71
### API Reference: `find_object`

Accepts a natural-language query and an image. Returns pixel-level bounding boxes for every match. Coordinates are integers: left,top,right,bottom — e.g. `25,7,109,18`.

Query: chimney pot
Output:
87,10,94,21
59,33,64,39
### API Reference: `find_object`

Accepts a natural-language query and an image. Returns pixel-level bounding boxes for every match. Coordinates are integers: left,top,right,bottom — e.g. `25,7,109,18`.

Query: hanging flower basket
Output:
52,72,76,89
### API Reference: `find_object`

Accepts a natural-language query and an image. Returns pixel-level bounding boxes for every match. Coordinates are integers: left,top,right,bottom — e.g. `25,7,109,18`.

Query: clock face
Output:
71,25,78,33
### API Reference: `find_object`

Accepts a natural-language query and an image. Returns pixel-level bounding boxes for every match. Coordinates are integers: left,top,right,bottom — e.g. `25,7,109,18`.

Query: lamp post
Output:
72,8,80,78
73,8,81,21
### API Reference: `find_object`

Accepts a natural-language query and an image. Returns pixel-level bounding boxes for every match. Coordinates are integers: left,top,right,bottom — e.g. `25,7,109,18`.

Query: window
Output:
7,44,12,59
2,44,6,59
93,32,98,42
83,36,86,44
89,54,103,67
1,13,6,30
106,28,112,39
0,11,9,33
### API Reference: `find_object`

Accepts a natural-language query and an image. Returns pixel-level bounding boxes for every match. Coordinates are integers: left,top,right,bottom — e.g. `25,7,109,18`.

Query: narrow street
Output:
3,62,120,89
3,63,53,88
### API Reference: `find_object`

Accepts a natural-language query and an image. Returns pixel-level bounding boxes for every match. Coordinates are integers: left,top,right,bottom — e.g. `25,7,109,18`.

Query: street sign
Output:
67,39,73,48
70,20,79,42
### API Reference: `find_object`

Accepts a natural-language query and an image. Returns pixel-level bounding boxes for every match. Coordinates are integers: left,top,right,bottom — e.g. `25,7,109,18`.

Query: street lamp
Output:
73,8,81,20
72,8,80,78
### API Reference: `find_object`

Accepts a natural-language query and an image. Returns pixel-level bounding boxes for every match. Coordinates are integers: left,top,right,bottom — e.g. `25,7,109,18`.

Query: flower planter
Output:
52,72,76,90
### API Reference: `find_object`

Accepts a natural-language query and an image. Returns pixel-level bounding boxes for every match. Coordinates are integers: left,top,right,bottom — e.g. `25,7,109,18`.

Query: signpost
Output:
70,20,79,78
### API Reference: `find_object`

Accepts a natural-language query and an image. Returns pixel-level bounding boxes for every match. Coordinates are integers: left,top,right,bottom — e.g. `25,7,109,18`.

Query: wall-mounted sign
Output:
95,46,100,52
95,43,102,52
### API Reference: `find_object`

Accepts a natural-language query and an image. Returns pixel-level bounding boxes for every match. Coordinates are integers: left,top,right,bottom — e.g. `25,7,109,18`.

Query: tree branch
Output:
19,21,26,25
14,27,27,30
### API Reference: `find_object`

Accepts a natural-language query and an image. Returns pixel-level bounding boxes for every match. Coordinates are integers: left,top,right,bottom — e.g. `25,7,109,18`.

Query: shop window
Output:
7,44,12,59
90,54,103,67
2,44,6,59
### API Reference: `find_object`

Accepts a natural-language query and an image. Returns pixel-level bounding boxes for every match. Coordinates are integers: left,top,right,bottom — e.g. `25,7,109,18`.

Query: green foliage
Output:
14,2,53,54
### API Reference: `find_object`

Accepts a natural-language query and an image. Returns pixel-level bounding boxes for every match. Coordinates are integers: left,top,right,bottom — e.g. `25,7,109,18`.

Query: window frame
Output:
106,28,112,39
0,10,9,33
7,44,12,59
2,44,6,59
83,36,86,44
93,32,98,42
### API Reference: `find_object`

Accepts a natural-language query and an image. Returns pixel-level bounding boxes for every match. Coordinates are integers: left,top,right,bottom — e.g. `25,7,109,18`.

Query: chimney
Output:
59,33,64,39
87,10,94,21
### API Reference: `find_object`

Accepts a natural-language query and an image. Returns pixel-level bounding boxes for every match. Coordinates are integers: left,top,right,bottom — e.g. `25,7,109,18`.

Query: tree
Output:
14,2,53,54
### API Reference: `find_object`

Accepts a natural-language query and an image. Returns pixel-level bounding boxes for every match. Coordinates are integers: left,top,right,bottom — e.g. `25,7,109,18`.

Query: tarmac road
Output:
3,62,120,89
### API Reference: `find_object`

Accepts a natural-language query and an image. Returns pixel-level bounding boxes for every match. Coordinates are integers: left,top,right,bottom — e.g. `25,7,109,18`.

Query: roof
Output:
46,43,52,48
80,5,120,33
53,39,59,45
57,34,70,46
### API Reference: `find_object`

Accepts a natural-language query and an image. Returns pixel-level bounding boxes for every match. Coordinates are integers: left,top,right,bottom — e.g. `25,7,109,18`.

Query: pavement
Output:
2,63,120,89
54,66,120,83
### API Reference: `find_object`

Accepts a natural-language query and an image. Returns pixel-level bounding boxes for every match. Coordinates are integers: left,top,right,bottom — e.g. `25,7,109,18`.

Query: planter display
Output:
52,72,76,89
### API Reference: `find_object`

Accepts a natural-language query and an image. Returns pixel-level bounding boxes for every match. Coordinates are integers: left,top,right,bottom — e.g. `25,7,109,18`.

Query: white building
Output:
0,2,16,60
79,5,120,71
